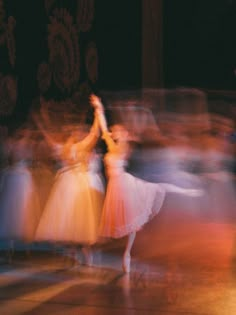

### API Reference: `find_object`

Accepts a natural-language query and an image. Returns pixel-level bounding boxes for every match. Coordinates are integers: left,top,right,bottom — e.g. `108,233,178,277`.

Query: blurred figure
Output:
149,114,203,219
198,114,236,223
90,94,202,273
34,100,104,266
0,126,41,262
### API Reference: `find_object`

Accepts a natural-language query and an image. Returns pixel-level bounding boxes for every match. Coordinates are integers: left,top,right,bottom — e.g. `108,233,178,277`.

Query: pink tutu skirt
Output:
99,172,166,238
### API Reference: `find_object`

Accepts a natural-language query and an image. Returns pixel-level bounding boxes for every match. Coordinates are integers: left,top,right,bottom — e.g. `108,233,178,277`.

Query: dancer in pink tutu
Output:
90,94,202,273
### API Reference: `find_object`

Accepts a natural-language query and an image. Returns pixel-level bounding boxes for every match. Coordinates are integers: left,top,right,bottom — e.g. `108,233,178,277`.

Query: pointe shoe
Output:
122,253,131,273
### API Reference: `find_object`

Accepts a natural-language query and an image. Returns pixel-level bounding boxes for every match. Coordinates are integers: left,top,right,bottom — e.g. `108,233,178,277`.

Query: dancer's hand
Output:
90,94,104,112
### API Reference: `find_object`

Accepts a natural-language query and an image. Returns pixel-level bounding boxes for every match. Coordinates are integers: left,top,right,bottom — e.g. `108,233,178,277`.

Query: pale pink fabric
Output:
99,154,166,238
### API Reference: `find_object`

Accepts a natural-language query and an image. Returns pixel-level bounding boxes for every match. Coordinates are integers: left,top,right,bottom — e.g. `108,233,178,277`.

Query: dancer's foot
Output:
122,252,131,273
82,247,93,266
161,183,203,197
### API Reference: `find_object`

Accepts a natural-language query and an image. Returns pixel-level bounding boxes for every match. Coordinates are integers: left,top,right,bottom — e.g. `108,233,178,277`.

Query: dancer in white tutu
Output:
0,126,41,261
90,94,202,273
34,103,105,266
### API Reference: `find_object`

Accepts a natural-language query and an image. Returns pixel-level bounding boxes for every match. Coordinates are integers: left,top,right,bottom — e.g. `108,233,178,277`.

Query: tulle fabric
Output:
131,147,203,217
35,164,104,244
99,155,166,238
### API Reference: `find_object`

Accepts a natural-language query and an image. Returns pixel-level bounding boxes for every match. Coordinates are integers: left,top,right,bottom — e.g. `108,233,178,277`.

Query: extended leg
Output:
160,183,202,197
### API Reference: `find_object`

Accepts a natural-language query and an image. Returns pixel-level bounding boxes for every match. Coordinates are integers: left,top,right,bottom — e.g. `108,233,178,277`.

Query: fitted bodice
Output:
53,143,89,169
70,144,96,172
55,142,102,173
104,153,128,177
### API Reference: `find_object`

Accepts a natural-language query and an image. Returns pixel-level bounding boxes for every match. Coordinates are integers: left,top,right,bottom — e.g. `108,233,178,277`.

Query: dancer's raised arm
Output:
73,102,101,152
90,95,108,132
90,94,116,152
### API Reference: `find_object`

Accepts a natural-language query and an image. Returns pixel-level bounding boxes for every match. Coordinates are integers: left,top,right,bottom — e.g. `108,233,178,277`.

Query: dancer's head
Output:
110,124,132,142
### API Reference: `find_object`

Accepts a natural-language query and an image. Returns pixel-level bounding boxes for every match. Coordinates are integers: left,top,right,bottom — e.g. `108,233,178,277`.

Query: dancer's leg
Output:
160,183,202,197
82,246,93,266
123,232,136,273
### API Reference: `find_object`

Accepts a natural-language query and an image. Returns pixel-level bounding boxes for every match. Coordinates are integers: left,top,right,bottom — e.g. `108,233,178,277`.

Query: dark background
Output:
163,0,236,89
0,0,236,125
94,0,142,90
96,0,236,90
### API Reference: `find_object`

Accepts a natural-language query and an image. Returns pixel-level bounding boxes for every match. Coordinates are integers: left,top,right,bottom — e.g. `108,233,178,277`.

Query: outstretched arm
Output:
76,109,100,150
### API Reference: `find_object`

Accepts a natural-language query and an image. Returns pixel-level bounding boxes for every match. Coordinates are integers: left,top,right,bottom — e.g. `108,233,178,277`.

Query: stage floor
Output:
1,222,236,315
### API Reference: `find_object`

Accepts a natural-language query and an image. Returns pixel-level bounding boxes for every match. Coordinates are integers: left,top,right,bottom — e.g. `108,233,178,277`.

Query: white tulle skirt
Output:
0,162,41,242
99,172,166,238
35,165,105,244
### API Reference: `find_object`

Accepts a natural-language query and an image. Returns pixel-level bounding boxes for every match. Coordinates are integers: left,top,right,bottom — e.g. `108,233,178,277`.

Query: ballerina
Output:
34,101,105,266
0,126,41,262
90,94,202,273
